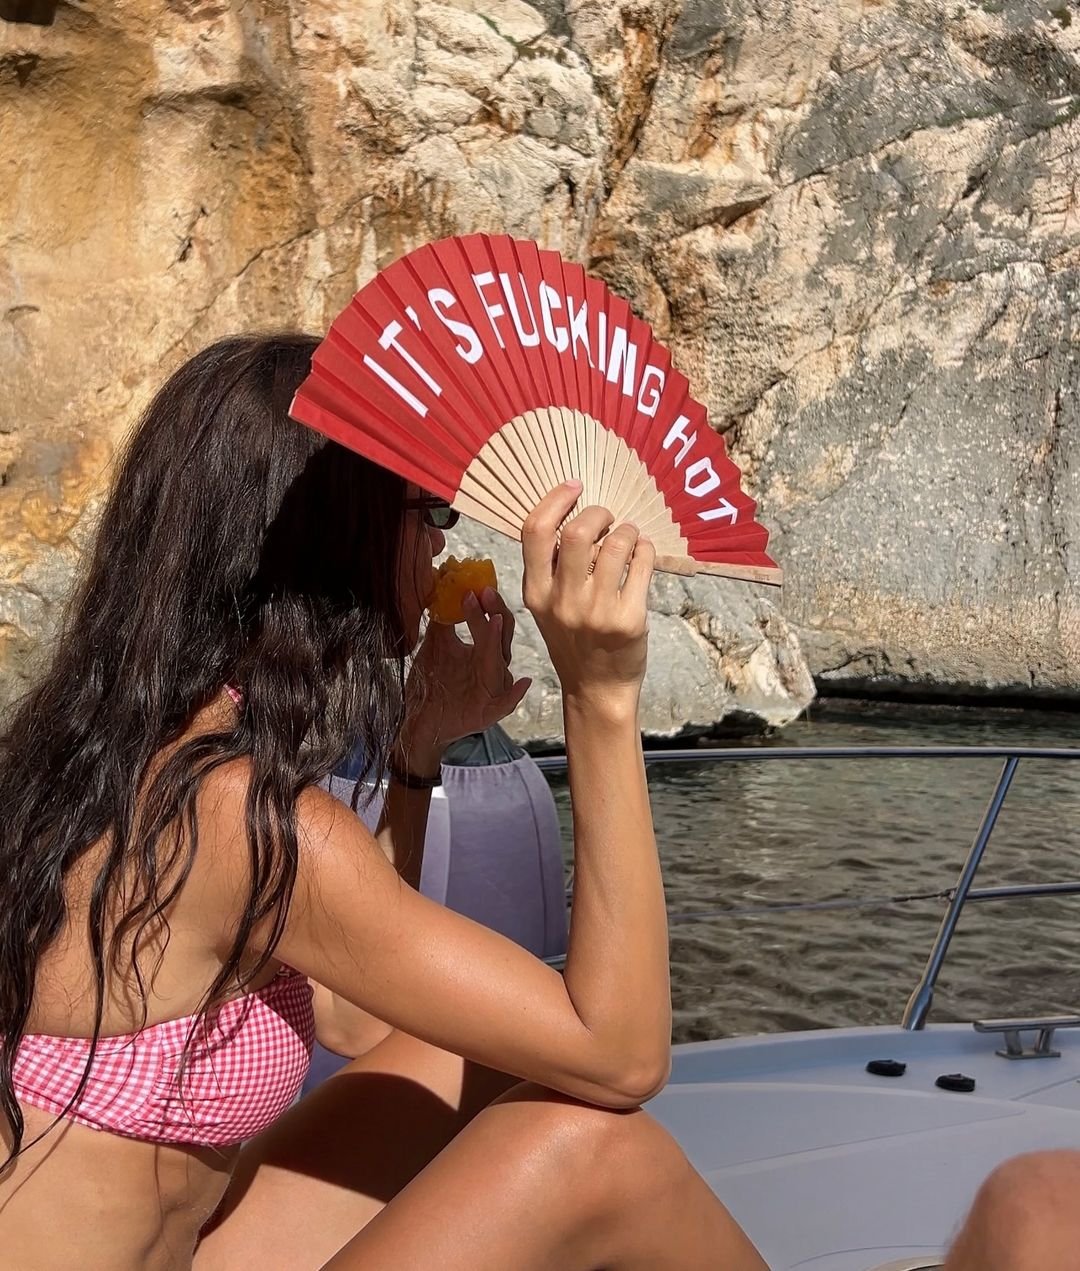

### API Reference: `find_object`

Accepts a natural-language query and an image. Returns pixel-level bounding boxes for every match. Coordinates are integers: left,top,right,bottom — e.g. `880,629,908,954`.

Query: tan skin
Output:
0,482,768,1271
943,1151,1080,1270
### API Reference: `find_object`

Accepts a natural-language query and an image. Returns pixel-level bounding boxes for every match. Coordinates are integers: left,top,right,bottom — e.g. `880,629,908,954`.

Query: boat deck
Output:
652,1023,1080,1270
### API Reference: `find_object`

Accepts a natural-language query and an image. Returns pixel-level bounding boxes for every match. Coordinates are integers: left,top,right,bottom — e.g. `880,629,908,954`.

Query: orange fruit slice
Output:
427,556,498,624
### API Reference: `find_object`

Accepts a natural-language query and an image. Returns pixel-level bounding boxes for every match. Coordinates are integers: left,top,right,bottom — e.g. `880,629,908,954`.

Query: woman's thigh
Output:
194,1030,517,1271
320,1084,767,1271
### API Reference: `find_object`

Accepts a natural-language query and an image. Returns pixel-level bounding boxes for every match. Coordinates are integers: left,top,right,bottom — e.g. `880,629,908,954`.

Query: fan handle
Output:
654,555,783,586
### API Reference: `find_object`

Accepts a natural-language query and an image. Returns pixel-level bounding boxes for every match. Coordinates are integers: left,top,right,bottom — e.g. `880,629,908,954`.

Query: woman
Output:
0,334,767,1270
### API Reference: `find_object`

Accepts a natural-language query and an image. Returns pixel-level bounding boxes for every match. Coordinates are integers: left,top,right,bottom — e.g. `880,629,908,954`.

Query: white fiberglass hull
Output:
654,1023,1080,1270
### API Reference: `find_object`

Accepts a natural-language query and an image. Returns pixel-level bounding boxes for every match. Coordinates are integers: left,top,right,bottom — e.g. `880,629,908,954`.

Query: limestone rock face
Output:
590,0,1080,701
4,0,1075,727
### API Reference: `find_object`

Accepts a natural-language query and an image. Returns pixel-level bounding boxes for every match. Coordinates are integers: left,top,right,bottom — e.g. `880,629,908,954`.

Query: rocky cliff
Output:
2,0,1076,735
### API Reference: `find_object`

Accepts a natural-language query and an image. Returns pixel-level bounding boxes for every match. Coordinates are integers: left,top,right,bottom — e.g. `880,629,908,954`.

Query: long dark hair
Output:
0,333,409,1163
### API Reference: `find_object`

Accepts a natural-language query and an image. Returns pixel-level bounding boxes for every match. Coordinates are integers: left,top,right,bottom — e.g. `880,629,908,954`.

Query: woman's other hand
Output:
398,588,531,774
521,481,655,719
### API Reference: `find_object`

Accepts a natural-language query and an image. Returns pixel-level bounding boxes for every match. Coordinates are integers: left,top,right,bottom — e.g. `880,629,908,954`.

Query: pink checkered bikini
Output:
13,968,315,1148
12,684,316,1148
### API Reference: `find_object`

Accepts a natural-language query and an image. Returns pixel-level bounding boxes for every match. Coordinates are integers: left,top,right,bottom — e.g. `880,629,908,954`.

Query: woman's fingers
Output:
589,521,639,593
483,613,507,688
620,535,656,615
481,587,516,664
502,607,515,664
493,675,532,718
464,592,514,697
462,590,488,652
521,481,582,598
555,505,615,585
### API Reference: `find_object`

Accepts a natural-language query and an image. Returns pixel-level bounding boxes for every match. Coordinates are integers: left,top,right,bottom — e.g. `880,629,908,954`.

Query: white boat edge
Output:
652,1020,1080,1269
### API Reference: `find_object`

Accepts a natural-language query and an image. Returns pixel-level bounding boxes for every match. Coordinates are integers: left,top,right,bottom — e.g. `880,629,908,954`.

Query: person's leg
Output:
321,1083,767,1271
944,1150,1080,1271
195,1030,765,1271
195,1029,517,1269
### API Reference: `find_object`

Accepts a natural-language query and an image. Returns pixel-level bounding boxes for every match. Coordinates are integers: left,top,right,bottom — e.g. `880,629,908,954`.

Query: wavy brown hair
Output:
0,333,409,1163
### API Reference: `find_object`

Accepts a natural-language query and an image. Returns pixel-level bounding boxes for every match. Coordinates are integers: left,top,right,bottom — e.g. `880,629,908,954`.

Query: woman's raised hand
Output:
521,481,655,717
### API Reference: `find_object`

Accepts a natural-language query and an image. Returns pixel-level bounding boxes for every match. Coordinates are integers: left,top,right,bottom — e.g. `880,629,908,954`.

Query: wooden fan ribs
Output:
289,233,781,584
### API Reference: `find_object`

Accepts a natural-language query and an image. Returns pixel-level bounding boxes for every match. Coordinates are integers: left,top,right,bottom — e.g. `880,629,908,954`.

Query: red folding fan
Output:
290,234,781,585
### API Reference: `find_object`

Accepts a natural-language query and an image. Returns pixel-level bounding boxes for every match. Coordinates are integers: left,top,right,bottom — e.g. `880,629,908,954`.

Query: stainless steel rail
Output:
533,745,1080,770
534,745,1080,1030
901,757,1018,1030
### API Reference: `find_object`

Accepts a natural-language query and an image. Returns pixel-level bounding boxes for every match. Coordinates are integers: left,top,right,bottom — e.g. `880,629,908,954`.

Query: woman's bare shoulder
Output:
193,758,379,879
196,759,366,830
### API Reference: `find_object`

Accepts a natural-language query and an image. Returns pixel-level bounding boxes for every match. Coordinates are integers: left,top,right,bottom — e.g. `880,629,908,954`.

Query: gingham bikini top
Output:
14,685,315,1148
13,968,315,1148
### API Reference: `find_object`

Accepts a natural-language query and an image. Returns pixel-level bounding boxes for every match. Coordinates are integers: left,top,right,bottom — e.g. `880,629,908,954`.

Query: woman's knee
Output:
488,1084,694,1212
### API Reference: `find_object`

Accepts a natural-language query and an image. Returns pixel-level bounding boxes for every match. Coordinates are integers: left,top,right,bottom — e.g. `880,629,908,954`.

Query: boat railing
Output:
532,745,1080,1031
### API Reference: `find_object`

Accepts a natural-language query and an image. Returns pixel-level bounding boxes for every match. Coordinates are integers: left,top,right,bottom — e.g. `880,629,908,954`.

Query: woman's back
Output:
20,699,266,1032
0,713,264,1269
1,1100,233,1271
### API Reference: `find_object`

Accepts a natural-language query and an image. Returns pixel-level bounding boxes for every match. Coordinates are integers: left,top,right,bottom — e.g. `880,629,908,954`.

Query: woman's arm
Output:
559,700,669,1084
310,978,393,1057
312,745,438,1056
282,776,667,1108
372,574,527,889
372,774,434,892
207,485,668,1107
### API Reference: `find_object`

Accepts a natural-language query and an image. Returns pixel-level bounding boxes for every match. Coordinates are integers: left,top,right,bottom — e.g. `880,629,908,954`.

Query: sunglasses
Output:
404,496,460,530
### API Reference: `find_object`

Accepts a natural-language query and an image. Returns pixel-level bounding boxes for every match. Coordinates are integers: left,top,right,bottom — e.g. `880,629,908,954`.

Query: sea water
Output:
545,702,1080,1043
